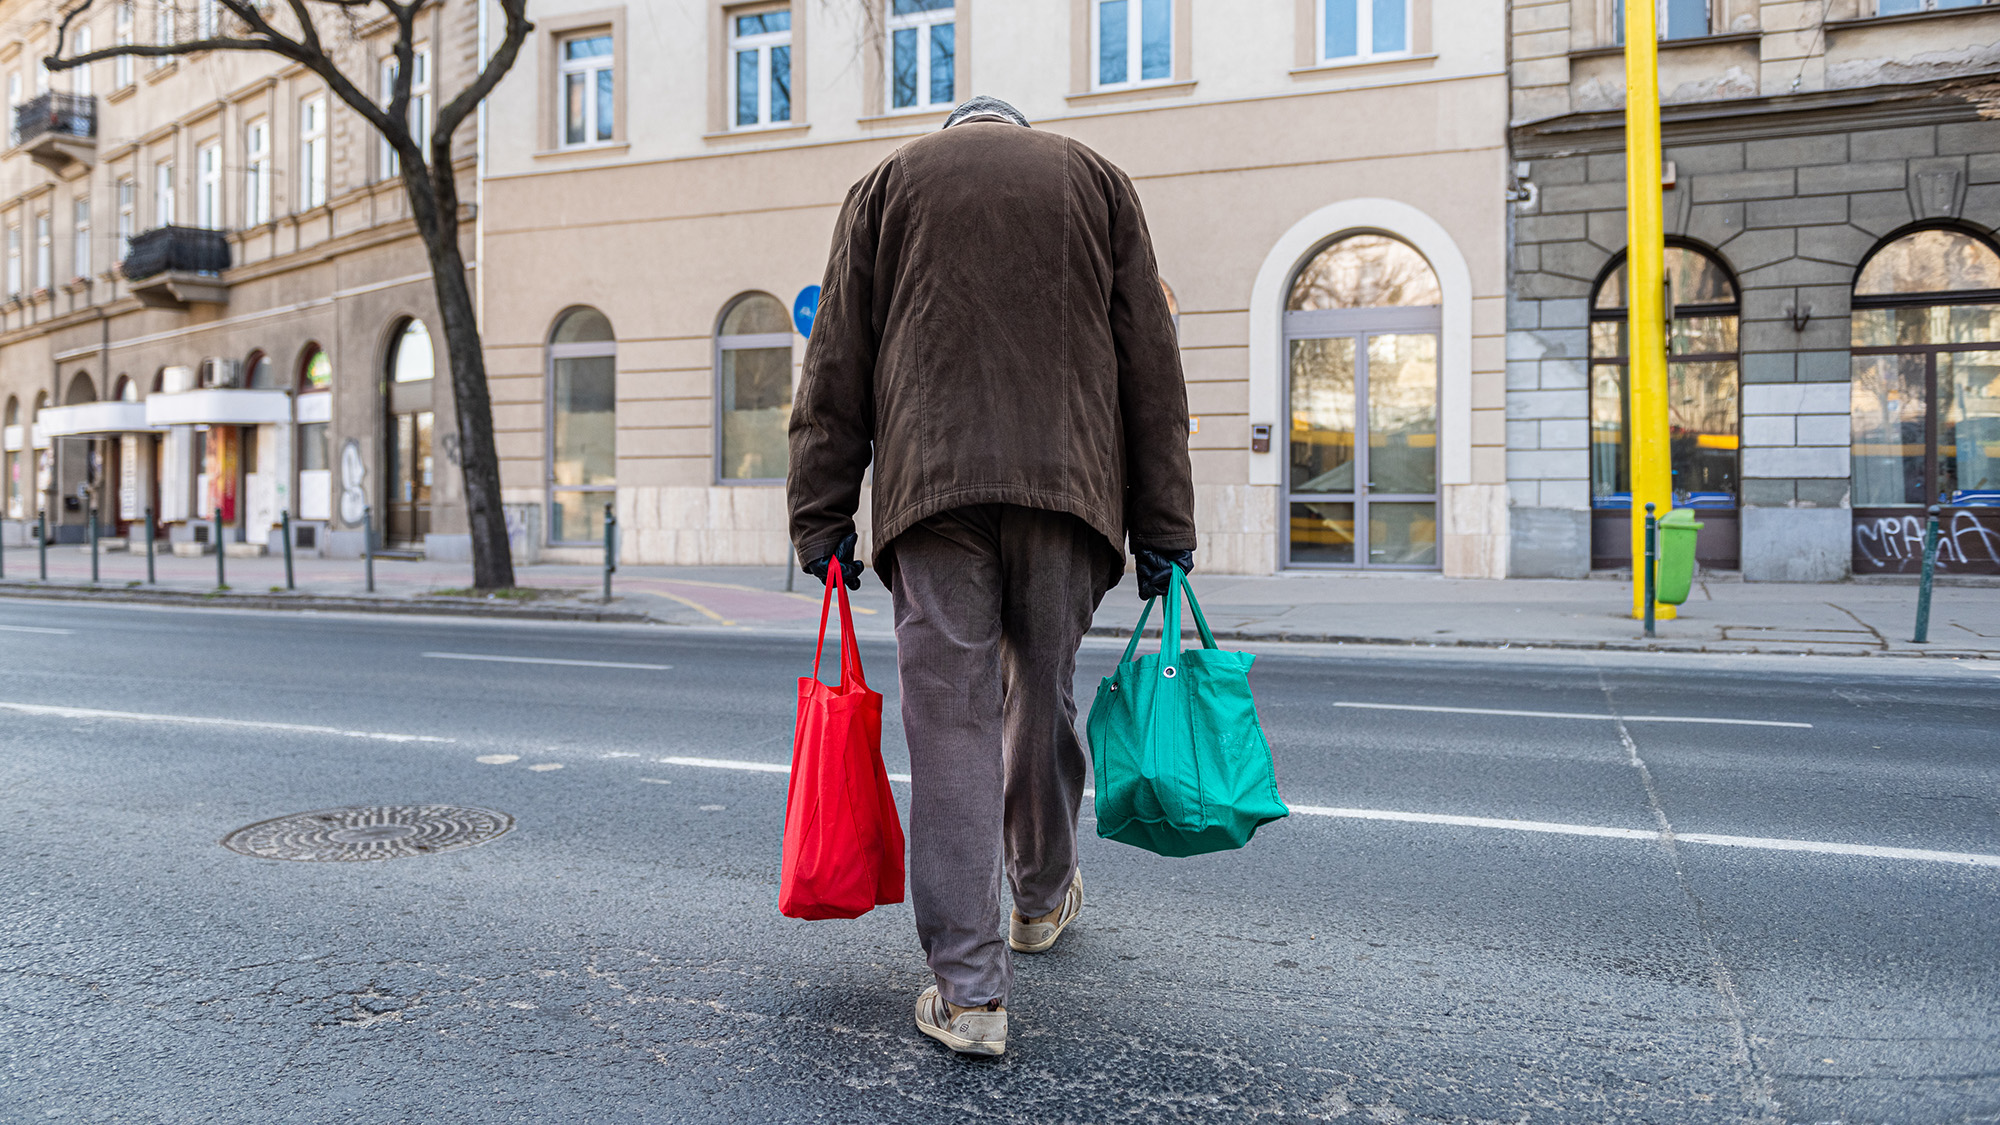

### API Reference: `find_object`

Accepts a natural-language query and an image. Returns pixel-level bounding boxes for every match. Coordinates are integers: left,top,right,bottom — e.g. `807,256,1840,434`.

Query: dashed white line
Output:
0,701,454,743
422,652,672,671
641,754,1997,869
1333,701,1813,729
0,624,72,635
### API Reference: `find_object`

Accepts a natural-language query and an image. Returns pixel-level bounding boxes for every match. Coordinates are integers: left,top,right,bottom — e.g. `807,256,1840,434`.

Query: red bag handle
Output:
811,556,867,689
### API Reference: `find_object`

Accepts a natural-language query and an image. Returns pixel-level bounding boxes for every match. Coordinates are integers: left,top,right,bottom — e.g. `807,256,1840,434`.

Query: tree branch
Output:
434,0,530,146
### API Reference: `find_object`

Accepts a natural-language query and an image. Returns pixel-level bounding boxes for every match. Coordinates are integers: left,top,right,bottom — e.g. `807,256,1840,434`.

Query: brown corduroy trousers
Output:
886,504,1118,1008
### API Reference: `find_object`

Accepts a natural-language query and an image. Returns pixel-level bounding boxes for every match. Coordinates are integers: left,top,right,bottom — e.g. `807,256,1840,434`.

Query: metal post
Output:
89,504,99,584
602,502,616,602
214,509,225,589
363,505,376,594
38,510,47,581
1624,0,1673,624
144,505,155,585
1643,502,1658,639
1913,505,1942,644
281,509,295,591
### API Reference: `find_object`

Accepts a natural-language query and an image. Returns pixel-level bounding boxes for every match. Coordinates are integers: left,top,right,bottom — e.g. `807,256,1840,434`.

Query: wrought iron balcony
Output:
12,92,95,172
123,226,230,308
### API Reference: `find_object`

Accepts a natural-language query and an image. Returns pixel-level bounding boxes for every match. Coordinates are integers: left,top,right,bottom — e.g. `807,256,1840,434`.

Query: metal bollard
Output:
363,505,375,594
214,510,226,588
1642,502,1658,640
38,510,47,581
144,505,155,585
1913,505,1942,644
89,504,99,584
281,509,295,591
602,502,617,602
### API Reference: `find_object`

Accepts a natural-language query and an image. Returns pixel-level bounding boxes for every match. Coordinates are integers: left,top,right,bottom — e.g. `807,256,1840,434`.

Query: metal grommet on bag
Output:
1162,666,1177,679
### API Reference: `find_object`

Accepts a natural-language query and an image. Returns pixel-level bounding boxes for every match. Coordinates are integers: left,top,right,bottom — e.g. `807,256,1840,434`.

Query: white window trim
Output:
300,95,328,210
379,51,430,177
71,198,88,282
557,30,618,144
155,159,176,227
245,117,271,225
884,1,954,113
116,176,134,262
73,26,92,96
197,142,222,230
33,212,51,291
1318,0,1413,65
5,226,20,298
728,12,791,129
1091,0,1173,91
114,2,133,88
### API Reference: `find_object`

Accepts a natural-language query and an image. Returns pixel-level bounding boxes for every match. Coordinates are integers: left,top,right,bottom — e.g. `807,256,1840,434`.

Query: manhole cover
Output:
221,805,513,862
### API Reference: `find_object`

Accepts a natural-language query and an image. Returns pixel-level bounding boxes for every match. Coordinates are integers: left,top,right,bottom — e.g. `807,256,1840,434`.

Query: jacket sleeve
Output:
1107,166,1198,554
788,167,886,567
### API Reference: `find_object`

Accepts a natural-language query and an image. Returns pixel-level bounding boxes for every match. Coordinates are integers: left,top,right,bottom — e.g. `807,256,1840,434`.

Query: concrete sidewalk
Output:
1,541,1994,658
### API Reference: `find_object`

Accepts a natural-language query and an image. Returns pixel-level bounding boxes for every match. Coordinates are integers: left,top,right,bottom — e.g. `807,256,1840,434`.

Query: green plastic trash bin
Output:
1655,508,1703,605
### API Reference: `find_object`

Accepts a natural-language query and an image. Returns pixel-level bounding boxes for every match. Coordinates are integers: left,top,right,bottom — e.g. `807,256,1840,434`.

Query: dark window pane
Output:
770,45,791,122
892,28,918,108
1098,0,1128,85
596,69,614,140
1850,353,1927,507
1591,363,1626,500
553,354,616,487
736,50,759,125
1288,337,1356,493
892,0,953,12
929,23,954,104
719,346,793,480
1290,502,1355,564
1667,360,1738,498
1941,351,2000,500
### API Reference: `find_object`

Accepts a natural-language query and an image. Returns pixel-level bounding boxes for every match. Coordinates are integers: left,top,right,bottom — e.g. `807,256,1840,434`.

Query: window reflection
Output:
717,293,793,482
1288,234,1439,311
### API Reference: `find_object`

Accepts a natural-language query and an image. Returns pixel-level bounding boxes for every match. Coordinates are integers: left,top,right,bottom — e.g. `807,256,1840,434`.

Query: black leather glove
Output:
1135,547,1194,600
804,533,864,590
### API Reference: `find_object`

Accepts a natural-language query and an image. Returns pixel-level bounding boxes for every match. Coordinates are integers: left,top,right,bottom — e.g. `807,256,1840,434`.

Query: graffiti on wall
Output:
1852,510,2000,575
338,440,368,527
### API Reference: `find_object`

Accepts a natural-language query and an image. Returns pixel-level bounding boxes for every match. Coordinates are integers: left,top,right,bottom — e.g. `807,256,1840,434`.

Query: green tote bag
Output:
1086,566,1289,858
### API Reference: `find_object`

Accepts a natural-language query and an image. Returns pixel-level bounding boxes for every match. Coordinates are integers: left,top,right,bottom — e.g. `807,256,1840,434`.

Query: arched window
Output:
715,293,793,483
390,319,435,383
245,351,278,389
31,391,50,512
1284,233,1440,568
383,319,437,546
1589,244,1741,567
3,394,19,519
1850,228,2000,529
299,344,332,391
546,306,617,543
65,371,98,404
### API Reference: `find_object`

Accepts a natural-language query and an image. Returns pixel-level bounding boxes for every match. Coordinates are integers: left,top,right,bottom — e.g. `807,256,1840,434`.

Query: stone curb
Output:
0,582,653,623
1084,625,1995,660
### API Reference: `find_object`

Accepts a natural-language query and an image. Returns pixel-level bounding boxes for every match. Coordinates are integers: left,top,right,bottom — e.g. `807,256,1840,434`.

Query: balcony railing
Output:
123,226,231,282
12,92,95,148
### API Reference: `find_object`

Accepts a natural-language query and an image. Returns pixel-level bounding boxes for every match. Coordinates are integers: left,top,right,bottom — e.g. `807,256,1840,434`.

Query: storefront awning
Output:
37,401,160,437
144,388,291,427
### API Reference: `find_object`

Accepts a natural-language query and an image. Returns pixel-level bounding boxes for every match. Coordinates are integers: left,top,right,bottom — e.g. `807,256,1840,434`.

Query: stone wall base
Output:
1741,507,1850,582
1507,507,1591,577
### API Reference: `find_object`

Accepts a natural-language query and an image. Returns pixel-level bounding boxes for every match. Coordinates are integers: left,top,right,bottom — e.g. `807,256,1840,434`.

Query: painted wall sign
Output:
793,285,821,339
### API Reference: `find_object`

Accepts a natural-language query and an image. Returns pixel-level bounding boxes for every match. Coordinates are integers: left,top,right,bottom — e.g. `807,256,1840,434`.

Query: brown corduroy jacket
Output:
786,122,1196,586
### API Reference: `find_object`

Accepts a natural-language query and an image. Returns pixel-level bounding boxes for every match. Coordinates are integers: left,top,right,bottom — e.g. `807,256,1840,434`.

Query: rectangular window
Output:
6,226,21,298
1611,0,1713,42
1095,0,1171,88
154,159,175,225
378,53,426,176
72,198,88,281
197,142,221,229
73,26,92,96
245,117,270,225
888,0,953,111
116,176,134,260
560,31,616,143
198,0,218,38
1877,0,1984,12
728,11,790,128
34,212,51,290
379,58,398,177
153,0,172,65
1322,0,1409,61
114,2,133,87
299,96,327,209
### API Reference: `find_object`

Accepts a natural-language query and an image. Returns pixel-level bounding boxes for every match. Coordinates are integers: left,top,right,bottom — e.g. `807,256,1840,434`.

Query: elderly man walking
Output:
787,96,1195,1057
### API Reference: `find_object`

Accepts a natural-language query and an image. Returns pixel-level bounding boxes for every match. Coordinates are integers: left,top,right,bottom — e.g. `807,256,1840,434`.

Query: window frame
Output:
73,25,92,96
378,49,431,179
113,1,133,88
196,141,222,230
545,307,618,545
33,210,51,291
1091,0,1173,91
1318,0,1414,65
558,29,618,145
714,294,795,486
71,197,88,282
728,6,794,129
244,117,271,226
299,95,328,210
115,176,134,262
153,159,175,227
885,0,955,113
6,224,22,299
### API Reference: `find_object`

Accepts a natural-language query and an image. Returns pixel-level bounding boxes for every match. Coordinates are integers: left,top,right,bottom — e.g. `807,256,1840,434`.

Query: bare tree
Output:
46,0,532,589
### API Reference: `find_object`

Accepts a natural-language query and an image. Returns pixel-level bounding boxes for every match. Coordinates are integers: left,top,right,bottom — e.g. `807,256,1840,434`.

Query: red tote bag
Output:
779,559,906,920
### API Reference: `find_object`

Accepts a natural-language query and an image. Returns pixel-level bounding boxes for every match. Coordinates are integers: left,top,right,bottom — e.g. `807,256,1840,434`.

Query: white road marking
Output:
422,652,672,671
638,777,674,785
0,624,73,635
527,763,564,772
1333,701,1812,729
476,754,520,765
0,701,453,743
643,754,1998,869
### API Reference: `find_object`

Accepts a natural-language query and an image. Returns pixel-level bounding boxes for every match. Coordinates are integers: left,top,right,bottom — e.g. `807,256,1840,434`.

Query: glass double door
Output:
1286,325,1439,567
386,410,433,547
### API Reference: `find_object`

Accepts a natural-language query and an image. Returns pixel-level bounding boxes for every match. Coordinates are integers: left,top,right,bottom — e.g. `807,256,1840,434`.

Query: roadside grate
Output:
221,804,513,861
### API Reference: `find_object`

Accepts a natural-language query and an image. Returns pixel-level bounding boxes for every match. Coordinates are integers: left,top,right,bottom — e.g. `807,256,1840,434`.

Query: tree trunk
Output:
406,177,515,590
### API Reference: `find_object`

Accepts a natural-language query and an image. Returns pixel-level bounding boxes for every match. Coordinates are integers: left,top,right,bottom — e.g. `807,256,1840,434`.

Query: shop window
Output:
560,31,616,144
547,306,617,543
391,319,435,383
1284,234,1441,568
1611,0,1710,42
888,0,953,110
730,8,792,127
716,293,793,483
1095,0,1170,88
300,345,332,391
1322,0,1409,62
1850,228,2000,516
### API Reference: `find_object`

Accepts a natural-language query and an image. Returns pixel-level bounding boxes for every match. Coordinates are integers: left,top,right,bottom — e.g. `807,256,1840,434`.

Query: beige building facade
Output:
478,0,1514,576
0,0,479,560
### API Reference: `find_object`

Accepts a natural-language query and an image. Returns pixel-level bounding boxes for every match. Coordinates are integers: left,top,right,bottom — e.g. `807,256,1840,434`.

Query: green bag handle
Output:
1119,564,1219,666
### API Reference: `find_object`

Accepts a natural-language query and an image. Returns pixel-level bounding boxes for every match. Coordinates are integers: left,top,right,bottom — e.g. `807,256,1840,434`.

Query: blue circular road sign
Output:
793,285,821,338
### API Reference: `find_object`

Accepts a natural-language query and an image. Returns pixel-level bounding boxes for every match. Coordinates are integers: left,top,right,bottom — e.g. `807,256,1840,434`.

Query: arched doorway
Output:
1849,227,2000,575
1283,233,1440,567
2,395,19,520
1588,243,1742,569
296,344,333,528
384,318,435,547
547,306,616,544
714,293,792,484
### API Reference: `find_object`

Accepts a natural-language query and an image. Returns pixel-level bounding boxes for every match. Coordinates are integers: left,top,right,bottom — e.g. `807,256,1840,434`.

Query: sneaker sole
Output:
917,1019,1006,1056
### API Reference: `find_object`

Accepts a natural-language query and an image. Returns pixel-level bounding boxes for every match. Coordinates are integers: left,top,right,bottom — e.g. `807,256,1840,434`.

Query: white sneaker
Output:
1009,870,1083,954
914,985,1007,1056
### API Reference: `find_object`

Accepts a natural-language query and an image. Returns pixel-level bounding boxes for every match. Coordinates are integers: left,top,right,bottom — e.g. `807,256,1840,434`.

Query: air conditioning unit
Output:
198,357,243,389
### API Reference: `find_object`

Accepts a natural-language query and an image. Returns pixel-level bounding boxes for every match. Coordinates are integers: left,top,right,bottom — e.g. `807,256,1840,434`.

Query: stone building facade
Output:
1506,0,2000,580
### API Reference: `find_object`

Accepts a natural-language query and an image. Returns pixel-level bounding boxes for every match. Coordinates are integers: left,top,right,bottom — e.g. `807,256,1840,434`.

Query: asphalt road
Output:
2,597,1996,1124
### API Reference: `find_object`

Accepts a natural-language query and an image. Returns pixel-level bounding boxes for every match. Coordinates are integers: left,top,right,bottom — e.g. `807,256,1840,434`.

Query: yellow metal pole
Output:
1624,0,1674,620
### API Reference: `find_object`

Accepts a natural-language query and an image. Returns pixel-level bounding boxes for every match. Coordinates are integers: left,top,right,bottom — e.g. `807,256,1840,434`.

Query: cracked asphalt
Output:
1,597,1996,1123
